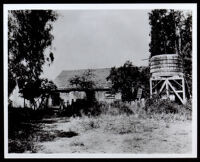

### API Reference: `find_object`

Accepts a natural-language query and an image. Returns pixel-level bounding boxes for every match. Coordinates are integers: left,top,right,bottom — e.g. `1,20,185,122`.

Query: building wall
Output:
9,85,41,108
95,91,121,103
50,91,122,107
9,86,24,107
60,91,86,106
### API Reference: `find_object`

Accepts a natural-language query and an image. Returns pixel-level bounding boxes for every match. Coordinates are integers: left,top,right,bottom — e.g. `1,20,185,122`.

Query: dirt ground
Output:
29,115,192,154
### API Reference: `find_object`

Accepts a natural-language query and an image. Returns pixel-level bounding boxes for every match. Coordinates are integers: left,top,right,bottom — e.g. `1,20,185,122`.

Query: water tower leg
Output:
150,78,152,98
166,79,169,99
182,78,186,104
168,79,184,104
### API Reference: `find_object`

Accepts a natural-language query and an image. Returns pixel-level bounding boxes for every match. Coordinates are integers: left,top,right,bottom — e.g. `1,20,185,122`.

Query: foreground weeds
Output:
8,99,192,153
64,99,192,136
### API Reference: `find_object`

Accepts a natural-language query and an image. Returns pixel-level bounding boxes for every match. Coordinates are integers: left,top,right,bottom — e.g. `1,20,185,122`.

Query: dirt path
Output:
33,117,192,154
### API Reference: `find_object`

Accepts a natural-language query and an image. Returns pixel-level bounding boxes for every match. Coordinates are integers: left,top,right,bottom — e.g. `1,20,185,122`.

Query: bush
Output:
144,95,192,121
58,99,103,117
8,106,57,153
145,97,180,114
9,139,36,153
183,99,192,111
109,101,134,115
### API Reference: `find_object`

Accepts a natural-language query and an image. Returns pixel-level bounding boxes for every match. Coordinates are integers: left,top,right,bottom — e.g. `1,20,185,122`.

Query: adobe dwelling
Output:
48,68,121,108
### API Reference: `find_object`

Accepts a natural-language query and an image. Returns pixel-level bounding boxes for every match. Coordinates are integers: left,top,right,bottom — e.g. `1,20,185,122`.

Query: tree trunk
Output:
24,98,25,108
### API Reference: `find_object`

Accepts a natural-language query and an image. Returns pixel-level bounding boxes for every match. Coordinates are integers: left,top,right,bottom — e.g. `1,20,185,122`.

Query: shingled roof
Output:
54,68,112,89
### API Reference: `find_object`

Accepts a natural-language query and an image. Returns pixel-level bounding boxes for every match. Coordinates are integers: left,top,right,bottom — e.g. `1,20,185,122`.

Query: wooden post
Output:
159,80,166,93
150,78,152,98
182,78,186,104
166,79,169,99
168,80,184,104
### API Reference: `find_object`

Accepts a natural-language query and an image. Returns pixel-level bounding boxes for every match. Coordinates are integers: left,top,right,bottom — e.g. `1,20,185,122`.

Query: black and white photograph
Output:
3,3,197,158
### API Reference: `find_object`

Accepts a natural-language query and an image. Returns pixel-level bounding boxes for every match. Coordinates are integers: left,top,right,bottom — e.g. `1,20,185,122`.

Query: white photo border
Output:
3,3,197,159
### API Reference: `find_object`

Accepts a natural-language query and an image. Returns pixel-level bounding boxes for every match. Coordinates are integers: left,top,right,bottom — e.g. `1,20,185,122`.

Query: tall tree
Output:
138,66,150,98
179,14,192,95
149,9,180,56
8,10,58,107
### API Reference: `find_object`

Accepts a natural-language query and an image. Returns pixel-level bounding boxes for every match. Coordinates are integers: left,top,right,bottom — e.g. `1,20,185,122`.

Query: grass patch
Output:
65,98,192,136
70,140,85,147
8,98,192,153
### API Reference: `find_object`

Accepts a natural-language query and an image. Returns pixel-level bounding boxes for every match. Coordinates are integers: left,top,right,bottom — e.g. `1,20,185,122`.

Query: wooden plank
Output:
150,79,152,97
151,59,181,63
150,60,182,66
152,80,162,90
166,80,169,98
159,80,166,94
150,63,182,67
105,92,115,99
176,90,183,93
152,74,184,78
151,54,179,60
167,80,184,104
136,88,143,99
151,72,183,77
169,79,183,88
150,65,183,70
182,78,186,103
150,68,183,72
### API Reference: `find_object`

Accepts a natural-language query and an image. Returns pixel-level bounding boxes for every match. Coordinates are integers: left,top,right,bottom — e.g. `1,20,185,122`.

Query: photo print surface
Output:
3,3,197,158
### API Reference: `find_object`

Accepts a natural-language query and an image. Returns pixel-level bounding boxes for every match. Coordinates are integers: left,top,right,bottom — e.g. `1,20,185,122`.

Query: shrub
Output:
183,99,192,111
109,101,134,115
8,106,56,153
58,99,103,117
96,101,110,114
145,96,179,114
144,96,192,121
9,139,36,153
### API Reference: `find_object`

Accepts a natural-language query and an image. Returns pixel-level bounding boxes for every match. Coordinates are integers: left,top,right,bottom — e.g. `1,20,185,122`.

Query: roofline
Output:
59,67,111,73
49,88,111,93
151,53,178,59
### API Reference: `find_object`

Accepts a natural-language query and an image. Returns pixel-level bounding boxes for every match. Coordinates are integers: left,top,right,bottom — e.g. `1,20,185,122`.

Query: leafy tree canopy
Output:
69,69,95,90
8,10,58,103
107,61,150,102
69,69,96,102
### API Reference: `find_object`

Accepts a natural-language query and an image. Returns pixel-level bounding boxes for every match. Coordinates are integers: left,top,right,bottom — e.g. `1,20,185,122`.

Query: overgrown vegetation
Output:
8,98,192,153
144,95,192,118
69,69,96,103
65,100,192,137
8,107,55,153
58,99,101,117
8,10,58,109
107,61,150,102
8,9,193,154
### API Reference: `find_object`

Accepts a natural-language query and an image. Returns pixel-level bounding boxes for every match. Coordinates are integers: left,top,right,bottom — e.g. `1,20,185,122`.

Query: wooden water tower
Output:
149,54,186,104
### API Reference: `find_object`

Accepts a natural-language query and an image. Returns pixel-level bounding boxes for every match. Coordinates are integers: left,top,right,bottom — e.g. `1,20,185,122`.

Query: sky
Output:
42,10,151,81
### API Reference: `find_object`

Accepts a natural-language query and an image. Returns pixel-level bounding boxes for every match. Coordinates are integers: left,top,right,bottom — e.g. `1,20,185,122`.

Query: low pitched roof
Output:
54,68,112,89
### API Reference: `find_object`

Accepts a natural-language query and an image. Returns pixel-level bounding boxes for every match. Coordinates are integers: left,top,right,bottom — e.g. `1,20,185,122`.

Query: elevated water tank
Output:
150,54,183,77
